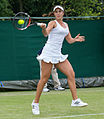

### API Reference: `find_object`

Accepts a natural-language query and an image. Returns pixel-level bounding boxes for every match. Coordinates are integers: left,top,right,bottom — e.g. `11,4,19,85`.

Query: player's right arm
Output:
40,21,56,37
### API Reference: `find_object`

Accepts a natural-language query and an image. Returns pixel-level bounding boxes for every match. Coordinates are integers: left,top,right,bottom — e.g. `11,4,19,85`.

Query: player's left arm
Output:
65,23,85,44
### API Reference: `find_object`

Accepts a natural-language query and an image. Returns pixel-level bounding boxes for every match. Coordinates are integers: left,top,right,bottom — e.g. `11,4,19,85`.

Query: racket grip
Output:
37,23,43,26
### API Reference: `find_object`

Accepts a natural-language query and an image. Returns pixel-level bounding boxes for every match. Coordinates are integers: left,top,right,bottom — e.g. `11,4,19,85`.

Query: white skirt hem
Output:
37,54,68,64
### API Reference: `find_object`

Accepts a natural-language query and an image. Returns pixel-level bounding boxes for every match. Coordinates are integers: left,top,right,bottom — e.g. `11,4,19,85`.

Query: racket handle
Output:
37,23,43,26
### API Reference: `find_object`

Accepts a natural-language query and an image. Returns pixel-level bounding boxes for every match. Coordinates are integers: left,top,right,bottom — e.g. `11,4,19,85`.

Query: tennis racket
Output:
13,12,43,30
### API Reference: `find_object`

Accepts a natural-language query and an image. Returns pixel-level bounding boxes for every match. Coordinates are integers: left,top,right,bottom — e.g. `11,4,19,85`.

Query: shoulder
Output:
48,20,57,28
48,20,56,25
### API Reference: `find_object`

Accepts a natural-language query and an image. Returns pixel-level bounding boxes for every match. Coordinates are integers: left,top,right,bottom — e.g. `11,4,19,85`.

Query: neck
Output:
56,19,63,23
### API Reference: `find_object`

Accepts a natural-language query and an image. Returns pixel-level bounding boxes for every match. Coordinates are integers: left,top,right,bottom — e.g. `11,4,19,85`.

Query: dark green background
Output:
0,20,104,81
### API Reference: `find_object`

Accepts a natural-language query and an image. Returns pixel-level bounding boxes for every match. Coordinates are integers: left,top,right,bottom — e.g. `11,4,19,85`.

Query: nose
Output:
57,11,60,14
56,12,60,15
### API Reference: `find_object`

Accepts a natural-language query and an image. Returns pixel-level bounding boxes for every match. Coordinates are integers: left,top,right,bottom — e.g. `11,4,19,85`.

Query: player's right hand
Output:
40,23,46,29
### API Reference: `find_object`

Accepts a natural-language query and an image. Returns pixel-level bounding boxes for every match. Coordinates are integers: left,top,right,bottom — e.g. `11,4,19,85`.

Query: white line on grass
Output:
40,113,104,119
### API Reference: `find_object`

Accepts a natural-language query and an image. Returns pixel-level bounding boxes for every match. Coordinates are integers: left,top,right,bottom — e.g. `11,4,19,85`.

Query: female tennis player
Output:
32,5,88,115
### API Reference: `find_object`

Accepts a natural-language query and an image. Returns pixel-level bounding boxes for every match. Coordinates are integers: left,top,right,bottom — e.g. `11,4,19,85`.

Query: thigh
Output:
41,60,53,79
55,59,75,77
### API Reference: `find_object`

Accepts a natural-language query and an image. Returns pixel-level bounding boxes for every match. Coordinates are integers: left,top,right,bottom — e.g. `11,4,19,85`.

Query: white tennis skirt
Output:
37,54,68,64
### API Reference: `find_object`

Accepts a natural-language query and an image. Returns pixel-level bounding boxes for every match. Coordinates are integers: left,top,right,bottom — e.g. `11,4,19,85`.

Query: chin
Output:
56,17,62,20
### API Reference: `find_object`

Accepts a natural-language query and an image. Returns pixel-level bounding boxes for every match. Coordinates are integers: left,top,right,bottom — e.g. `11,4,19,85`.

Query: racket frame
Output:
13,12,43,30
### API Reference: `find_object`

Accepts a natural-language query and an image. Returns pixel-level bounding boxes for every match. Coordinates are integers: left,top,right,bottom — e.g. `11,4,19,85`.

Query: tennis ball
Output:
18,19,25,25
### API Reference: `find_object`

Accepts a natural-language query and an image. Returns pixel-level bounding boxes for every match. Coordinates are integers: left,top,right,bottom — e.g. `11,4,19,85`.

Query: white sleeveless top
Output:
37,20,69,64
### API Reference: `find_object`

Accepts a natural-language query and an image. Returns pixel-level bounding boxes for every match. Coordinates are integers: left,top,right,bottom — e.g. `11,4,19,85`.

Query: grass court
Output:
0,87,104,119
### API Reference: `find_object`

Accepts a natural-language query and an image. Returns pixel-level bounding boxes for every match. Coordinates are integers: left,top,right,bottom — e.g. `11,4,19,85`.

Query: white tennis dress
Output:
37,20,69,64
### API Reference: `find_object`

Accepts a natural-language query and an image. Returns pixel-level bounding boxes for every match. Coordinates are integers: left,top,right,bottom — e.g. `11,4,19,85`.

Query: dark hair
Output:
42,12,54,17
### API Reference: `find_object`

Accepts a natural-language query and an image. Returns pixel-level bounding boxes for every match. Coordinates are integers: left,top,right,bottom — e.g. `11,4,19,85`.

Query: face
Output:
54,8,64,20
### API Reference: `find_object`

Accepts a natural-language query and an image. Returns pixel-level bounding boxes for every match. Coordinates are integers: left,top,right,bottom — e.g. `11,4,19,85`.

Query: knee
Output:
39,78,47,85
40,74,50,84
67,71,75,80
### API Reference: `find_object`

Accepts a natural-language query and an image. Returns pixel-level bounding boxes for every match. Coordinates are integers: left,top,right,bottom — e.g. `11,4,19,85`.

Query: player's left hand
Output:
75,33,85,42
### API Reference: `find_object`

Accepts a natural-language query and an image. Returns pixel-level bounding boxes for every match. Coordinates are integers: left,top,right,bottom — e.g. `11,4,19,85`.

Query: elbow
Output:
67,40,71,44
42,31,48,37
69,42,72,44
43,34,48,37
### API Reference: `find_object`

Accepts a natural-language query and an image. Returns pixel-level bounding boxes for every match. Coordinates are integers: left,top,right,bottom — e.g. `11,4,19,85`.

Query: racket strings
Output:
13,12,30,30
